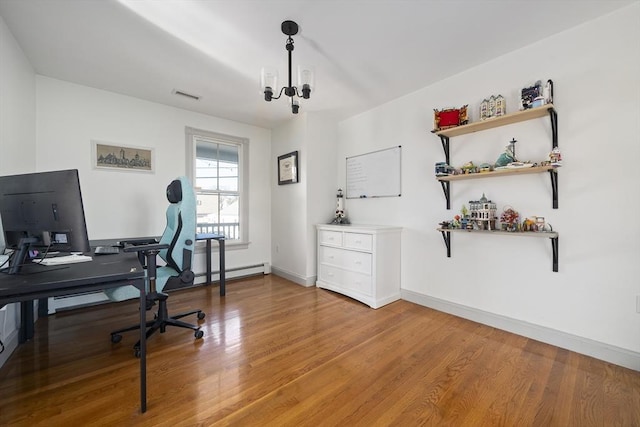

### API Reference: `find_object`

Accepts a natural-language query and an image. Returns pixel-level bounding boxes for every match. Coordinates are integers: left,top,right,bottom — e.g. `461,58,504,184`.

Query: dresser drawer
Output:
344,232,373,251
319,246,343,267
343,270,373,295
318,263,343,285
319,230,343,246
343,250,372,275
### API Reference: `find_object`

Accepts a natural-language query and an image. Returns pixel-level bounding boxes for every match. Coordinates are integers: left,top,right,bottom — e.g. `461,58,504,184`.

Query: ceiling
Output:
0,0,634,129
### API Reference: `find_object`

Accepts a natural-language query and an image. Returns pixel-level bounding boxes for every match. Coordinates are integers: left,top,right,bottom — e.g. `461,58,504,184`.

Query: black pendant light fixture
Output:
261,20,314,114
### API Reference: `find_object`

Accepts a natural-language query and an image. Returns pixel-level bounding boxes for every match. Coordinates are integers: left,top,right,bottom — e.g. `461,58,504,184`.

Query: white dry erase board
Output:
346,146,401,199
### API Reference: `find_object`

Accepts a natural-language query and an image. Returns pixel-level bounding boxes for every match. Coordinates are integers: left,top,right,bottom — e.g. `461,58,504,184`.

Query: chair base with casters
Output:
109,244,205,357
110,290,205,357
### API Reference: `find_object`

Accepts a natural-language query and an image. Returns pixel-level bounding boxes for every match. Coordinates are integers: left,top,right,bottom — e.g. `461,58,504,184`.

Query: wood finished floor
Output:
0,274,638,426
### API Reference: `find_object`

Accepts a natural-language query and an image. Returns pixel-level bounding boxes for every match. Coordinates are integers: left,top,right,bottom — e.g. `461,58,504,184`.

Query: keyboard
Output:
34,254,93,266
95,246,120,255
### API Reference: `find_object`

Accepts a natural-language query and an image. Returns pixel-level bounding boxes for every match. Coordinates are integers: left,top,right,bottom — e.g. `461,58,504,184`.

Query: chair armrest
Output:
116,238,159,247
123,243,169,253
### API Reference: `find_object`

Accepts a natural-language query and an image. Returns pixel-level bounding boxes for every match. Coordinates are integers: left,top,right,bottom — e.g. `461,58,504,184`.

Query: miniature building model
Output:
468,193,497,230
495,95,506,116
480,95,506,120
479,99,489,120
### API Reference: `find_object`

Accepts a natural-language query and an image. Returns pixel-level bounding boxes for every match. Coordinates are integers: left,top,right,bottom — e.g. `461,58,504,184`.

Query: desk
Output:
0,252,149,413
196,233,226,296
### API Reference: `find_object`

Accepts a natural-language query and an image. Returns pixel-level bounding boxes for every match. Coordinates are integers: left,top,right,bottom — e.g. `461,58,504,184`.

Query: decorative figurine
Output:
521,80,543,110
495,138,518,167
488,95,496,118
549,147,562,166
468,193,497,230
433,105,468,131
543,79,554,104
480,95,506,120
500,206,520,232
479,99,489,120
330,189,350,225
461,161,477,174
435,162,454,176
495,95,506,116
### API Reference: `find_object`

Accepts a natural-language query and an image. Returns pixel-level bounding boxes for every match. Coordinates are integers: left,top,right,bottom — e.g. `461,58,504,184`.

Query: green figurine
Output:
495,138,518,167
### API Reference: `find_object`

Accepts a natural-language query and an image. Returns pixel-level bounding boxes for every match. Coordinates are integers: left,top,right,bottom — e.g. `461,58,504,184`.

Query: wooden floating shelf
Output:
436,165,558,182
437,228,558,238
433,104,555,138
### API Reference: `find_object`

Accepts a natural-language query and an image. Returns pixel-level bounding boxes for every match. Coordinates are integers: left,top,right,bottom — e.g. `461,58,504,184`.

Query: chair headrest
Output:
166,179,182,204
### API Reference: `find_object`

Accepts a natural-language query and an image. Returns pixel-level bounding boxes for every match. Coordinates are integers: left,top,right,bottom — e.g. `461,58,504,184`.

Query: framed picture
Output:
92,140,154,173
277,150,298,185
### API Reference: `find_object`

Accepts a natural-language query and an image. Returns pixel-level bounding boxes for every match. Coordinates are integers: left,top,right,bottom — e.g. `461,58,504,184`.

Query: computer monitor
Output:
0,169,90,274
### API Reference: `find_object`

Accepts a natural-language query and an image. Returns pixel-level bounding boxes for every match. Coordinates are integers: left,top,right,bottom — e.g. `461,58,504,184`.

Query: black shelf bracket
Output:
440,181,451,210
439,230,451,257
549,169,558,209
439,135,451,209
548,108,558,148
551,235,559,272
439,135,450,165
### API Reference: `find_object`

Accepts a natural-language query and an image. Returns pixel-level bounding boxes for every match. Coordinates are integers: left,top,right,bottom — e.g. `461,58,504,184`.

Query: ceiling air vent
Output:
172,89,201,101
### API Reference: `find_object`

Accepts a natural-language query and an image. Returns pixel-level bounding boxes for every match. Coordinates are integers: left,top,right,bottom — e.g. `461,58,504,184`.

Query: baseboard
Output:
271,266,316,287
401,289,640,371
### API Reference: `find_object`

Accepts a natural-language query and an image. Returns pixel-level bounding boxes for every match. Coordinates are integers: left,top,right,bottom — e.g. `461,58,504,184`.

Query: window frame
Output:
185,127,249,249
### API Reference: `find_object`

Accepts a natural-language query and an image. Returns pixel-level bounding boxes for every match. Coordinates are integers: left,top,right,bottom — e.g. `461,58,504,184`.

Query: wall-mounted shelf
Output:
431,104,558,209
433,104,557,139
436,165,559,210
437,228,559,272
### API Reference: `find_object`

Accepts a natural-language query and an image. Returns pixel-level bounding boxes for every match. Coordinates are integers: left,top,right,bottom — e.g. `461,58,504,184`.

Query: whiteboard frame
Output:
345,145,402,199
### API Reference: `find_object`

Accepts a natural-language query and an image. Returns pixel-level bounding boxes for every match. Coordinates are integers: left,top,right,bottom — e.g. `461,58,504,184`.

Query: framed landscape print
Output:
92,141,154,173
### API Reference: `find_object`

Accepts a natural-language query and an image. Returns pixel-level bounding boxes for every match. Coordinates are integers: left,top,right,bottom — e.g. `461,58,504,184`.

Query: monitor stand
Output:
8,237,38,275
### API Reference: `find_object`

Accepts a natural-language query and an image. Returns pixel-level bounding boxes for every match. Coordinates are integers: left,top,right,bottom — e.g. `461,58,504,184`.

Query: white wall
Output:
336,4,640,368
0,14,35,175
271,112,338,284
271,115,309,282
0,13,36,367
305,113,339,278
35,76,272,276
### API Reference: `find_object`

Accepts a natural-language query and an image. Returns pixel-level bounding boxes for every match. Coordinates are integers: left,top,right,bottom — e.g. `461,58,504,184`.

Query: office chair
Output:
105,177,205,356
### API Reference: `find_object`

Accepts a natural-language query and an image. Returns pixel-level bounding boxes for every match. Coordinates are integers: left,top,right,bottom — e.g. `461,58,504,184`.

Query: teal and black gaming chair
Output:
105,177,204,355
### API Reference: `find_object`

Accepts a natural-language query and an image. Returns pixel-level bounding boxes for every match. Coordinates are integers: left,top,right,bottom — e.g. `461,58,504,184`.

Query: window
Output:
186,127,249,244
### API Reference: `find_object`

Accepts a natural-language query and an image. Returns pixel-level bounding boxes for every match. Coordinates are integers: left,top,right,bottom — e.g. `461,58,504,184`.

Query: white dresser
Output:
316,224,401,309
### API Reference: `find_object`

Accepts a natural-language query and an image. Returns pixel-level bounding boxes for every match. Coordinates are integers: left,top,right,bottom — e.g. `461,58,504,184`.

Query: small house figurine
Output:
495,95,506,116
549,147,562,166
469,193,497,230
479,99,489,120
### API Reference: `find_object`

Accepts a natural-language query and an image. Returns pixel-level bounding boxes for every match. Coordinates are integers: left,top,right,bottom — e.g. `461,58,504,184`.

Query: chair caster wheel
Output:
195,329,204,339
111,334,122,344
197,311,205,320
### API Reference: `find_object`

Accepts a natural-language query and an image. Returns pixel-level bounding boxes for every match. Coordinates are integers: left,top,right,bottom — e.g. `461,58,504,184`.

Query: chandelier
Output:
261,20,314,114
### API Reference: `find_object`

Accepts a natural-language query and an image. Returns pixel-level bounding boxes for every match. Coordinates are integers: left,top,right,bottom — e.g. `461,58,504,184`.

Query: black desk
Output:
0,252,149,413
196,233,226,296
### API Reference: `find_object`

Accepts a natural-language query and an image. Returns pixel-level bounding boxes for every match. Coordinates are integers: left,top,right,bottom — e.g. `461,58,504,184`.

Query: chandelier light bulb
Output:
261,67,279,102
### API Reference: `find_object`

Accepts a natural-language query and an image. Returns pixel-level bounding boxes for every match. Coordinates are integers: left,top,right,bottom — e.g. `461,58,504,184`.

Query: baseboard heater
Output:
47,262,270,314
